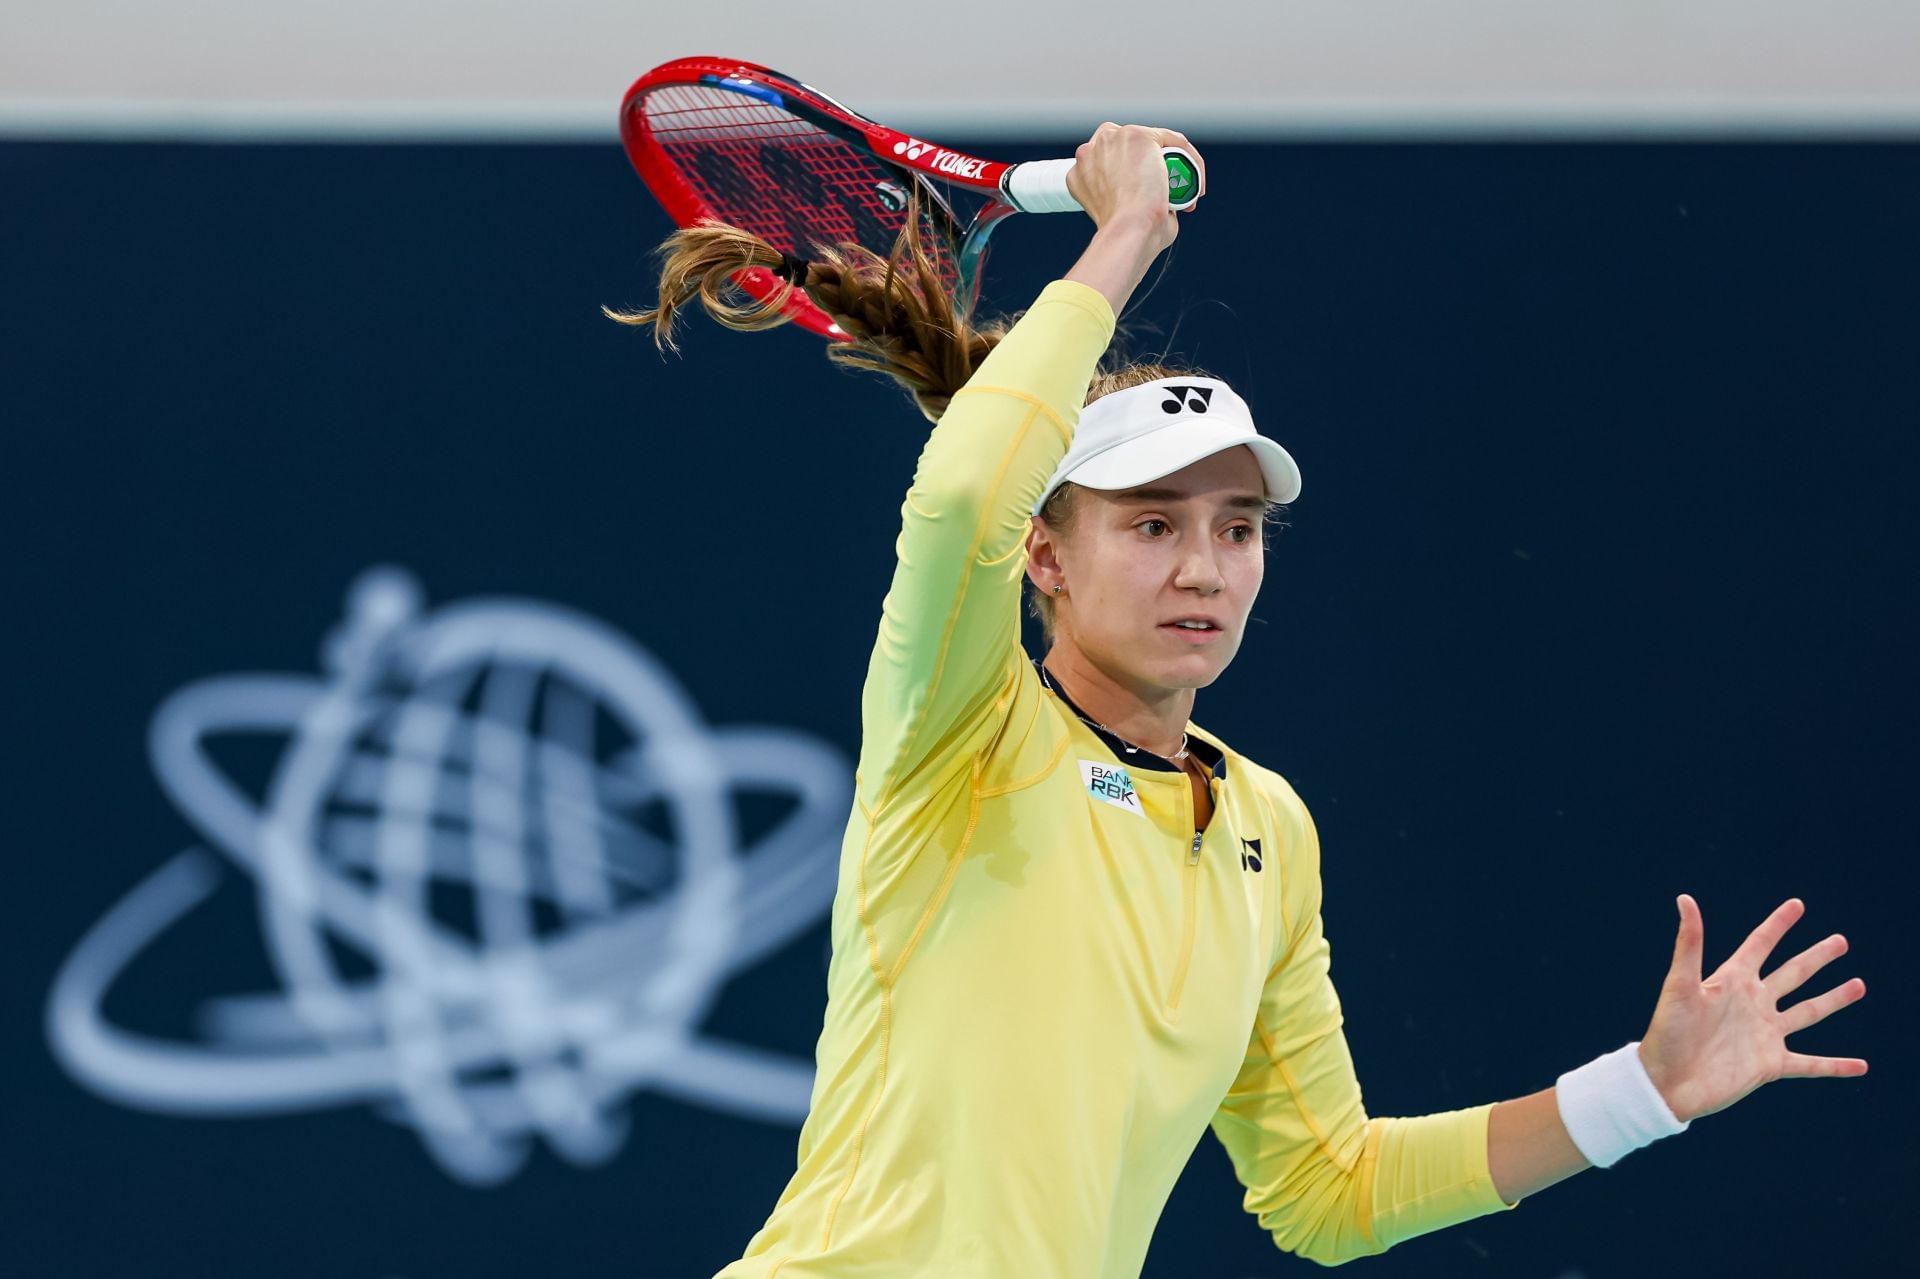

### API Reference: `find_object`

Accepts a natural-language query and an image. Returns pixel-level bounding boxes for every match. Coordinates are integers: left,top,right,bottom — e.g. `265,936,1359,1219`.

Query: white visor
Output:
1032,376,1301,517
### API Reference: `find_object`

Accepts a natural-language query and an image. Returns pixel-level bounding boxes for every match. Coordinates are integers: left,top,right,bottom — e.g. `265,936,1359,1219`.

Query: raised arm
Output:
855,124,1202,808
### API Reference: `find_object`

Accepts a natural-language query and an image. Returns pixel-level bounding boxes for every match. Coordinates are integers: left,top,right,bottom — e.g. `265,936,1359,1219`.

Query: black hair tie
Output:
771,251,812,285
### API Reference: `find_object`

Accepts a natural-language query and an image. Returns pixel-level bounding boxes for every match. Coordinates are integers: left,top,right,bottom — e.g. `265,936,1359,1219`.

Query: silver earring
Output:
1052,585,1064,595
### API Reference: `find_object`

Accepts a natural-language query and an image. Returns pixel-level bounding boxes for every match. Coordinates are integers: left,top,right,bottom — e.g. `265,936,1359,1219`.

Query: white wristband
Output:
1555,1040,1690,1169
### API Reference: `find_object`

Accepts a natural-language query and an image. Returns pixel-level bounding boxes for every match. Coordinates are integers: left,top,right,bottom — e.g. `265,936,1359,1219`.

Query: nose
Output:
1173,542,1225,596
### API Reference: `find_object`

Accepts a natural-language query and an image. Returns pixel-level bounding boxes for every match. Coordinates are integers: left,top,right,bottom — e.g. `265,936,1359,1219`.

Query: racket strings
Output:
637,82,961,289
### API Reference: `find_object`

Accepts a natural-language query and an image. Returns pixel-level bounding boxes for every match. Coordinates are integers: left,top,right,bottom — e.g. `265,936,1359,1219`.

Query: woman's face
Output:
1034,445,1269,693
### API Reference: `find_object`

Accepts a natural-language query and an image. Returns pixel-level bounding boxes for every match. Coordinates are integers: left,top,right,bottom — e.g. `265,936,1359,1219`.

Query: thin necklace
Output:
1038,661,1190,763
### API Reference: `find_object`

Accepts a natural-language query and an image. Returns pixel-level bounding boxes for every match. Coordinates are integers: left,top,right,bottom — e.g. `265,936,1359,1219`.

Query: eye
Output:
1224,524,1254,544
1139,519,1169,537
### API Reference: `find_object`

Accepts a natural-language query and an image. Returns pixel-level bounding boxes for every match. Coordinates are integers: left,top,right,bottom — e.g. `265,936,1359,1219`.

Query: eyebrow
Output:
1113,487,1269,511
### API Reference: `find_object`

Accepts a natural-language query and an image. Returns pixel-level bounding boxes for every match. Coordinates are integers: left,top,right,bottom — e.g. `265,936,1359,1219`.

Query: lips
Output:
1160,617,1225,642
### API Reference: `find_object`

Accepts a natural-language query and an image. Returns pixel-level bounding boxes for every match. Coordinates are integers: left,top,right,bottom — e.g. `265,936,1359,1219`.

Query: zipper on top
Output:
1166,792,1204,1013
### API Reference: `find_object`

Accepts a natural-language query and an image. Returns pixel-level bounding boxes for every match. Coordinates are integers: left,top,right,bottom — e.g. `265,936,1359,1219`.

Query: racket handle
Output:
1000,146,1202,215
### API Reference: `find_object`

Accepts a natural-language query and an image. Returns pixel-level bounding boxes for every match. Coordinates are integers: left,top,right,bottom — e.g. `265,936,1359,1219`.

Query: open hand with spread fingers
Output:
1637,895,1868,1124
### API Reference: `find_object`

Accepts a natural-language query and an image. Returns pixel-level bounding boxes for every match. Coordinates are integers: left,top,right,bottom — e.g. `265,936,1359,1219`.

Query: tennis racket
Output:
618,55,1203,340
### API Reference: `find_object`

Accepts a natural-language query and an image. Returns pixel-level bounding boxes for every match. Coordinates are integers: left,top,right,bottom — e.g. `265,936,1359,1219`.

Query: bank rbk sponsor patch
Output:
1080,760,1143,815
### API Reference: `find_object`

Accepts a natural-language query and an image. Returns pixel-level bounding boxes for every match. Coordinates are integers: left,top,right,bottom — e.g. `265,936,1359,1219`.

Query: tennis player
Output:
619,123,1868,1277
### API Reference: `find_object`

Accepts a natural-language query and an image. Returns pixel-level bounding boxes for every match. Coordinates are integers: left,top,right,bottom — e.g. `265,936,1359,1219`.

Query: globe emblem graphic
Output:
46,566,849,1185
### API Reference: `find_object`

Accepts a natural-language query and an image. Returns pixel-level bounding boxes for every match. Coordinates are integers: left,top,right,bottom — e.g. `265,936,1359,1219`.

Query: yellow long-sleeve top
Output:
718,279,1516,1278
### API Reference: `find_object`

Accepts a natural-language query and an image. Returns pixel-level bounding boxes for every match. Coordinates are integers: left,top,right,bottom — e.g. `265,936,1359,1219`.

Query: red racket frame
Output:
618,56,1023,341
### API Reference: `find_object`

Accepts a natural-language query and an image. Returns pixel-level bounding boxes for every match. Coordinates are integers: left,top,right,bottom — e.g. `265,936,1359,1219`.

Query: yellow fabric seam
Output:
875,403,1042,811
887,759,982,986
947,384,1072,445
976,648,1027,768
1356,1117,1385,1249
976,730,1071,798
1255,1007,1351,1172
814,793,891,1250
818,767,985,1251
818,984,892,1249
853,815,885,986
1268,795,1296,944
1381,1172,1490,1216
979,536,1028,568
1264,906,1313,986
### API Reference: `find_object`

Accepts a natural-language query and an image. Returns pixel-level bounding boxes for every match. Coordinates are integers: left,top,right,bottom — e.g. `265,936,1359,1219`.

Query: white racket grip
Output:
1000,147,1202,215
1002,159,1082,213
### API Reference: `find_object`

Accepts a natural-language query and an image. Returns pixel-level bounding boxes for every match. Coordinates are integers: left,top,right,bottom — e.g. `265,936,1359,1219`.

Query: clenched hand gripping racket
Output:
619,56,1202,340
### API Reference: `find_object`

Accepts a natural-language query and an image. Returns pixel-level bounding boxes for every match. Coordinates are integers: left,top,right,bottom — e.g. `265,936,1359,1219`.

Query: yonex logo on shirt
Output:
1239,838,1263,872
1080,760,1143,815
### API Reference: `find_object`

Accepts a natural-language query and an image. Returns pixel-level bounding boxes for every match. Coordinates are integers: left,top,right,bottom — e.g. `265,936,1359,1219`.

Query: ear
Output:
1025,517,1065,594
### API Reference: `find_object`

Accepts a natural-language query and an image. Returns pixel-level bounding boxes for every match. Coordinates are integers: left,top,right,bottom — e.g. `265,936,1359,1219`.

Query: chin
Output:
1180,663,1232,690
1153,648,1235,690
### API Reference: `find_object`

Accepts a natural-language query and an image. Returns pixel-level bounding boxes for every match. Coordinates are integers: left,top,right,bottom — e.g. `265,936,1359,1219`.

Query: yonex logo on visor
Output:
1161,385,1213,414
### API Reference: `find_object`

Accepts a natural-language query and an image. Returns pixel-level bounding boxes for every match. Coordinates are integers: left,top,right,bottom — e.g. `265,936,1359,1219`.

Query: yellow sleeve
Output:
855,278,1115,809
1209,801,1517,1266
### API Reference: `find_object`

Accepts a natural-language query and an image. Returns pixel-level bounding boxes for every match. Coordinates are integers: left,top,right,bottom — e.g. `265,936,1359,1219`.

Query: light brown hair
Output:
604,191,1009,423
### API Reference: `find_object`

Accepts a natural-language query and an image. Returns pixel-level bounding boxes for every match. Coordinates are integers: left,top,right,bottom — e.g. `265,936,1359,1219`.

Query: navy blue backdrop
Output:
4,139,1914,1276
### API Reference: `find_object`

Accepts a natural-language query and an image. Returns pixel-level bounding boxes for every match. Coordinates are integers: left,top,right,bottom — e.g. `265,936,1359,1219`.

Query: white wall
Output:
5,0,1919,139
